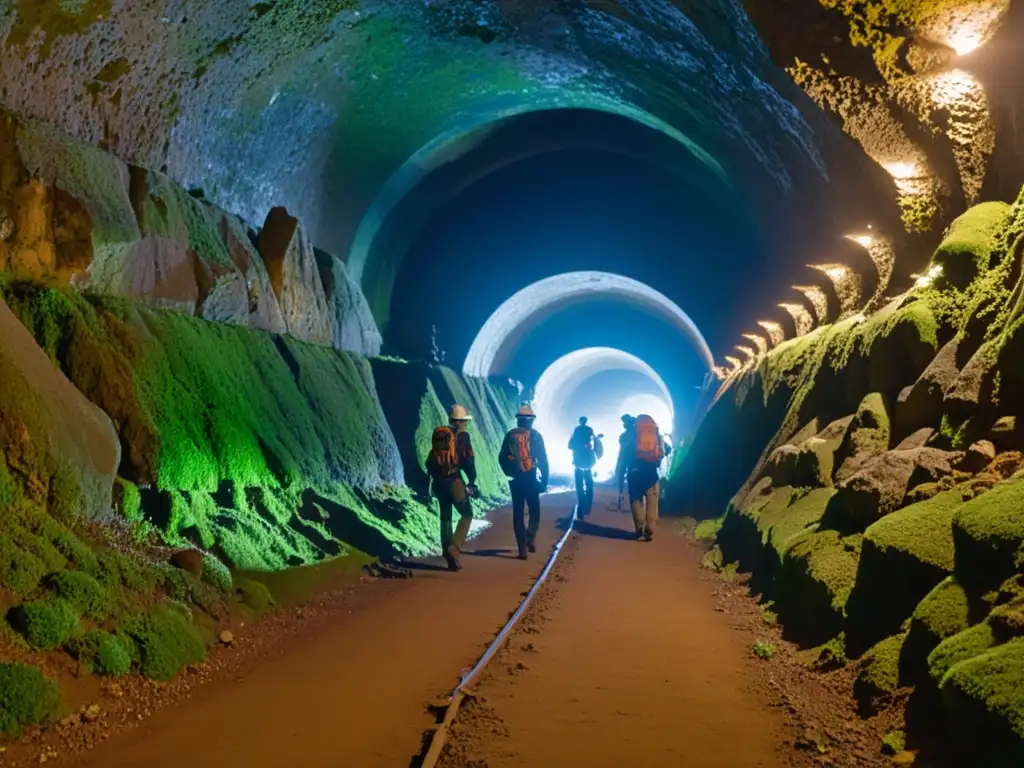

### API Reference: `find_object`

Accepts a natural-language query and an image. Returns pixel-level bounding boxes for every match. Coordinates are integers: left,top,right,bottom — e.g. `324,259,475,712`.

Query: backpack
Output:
594,435,604,460
634,415,664,464
502,428,534,476
431,426,459,477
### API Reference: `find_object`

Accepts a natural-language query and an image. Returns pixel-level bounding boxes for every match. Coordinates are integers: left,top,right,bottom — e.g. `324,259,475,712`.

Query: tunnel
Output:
0,1,1023,765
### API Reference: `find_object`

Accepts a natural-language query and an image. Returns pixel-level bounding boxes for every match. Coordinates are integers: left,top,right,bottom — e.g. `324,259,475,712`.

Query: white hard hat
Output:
517,403,536,418
449,404,472,421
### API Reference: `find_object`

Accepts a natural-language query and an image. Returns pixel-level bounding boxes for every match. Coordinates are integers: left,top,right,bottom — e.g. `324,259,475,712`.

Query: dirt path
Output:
59,494,578,768
439,491,790,768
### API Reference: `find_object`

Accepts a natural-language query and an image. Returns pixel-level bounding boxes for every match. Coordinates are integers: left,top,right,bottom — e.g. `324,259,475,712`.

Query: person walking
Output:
618,413,672,541
425,404,479,571
615,414,636,510
499,404,549,559
568,416,602,518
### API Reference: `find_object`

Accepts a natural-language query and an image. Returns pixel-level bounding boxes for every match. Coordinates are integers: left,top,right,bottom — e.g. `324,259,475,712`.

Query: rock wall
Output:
0,106,382,357
671,190,1024,764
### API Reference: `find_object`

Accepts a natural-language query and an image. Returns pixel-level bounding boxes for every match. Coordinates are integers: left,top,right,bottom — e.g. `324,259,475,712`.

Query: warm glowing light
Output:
883,161,921,180
756,320,785,347
810,263,861,316
734,345,756,362
742,333,768,357
948,30,982,56
793,286,829,324
846,233,874,248
913,263,945,288
724,355,742,371
779,302,815,337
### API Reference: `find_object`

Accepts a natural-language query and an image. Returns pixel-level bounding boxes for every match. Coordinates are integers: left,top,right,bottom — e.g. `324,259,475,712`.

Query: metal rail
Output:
419,506,579,768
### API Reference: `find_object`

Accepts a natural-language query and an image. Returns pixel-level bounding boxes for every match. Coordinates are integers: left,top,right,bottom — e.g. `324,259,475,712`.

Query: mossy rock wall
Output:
0,293,119,522
0,279,450,569
370,358,517,508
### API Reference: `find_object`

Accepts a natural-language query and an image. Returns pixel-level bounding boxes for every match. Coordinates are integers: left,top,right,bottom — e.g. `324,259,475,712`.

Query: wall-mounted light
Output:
810,262,861,316
742,333,768,357
912,263,944,288
756,320,785,347
792,286,829,324
734,345,757,363
779,302,815,337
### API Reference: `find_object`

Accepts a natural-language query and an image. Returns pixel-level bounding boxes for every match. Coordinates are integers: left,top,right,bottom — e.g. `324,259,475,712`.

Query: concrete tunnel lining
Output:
463,271,715,378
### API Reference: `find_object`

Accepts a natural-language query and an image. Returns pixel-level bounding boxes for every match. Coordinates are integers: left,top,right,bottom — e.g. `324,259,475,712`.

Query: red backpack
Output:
634,415,664,464
502,428,534,475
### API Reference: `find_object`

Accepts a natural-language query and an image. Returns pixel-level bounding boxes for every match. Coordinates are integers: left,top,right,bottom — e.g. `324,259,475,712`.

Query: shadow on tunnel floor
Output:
573,519,637,541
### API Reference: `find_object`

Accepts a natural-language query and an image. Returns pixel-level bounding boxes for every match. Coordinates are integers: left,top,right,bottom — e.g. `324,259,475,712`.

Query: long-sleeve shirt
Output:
568,425,596,469
501,428,549,487
425,429,477,485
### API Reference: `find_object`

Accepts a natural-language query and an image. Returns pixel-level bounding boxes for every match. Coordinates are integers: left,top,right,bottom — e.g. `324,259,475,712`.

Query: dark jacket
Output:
617,431,672,494
568,425,596,469
425,429,477,493
500,427,549,487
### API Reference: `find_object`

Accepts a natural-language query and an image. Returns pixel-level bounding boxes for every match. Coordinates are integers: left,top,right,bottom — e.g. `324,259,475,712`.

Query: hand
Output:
467,483,479,498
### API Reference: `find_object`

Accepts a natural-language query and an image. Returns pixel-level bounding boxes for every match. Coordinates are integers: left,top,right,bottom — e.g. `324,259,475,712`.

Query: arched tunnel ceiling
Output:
350,106,752,330
464,271,713,378
0,0,901,333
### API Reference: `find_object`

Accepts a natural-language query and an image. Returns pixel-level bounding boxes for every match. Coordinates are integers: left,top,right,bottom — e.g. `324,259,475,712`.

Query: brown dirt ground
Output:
437,493,907,768
4,494,578,768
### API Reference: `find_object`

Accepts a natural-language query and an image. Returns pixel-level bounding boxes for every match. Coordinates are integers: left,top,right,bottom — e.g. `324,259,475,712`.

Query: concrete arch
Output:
463,271,715,377
347,101,739,330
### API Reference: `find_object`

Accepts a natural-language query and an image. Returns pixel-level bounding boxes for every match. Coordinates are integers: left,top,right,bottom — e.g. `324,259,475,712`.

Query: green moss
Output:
50,570,111,621
932,202,1013,289
119,604,206,681
695,517,723,541
953,477,1024,590
854,632,906,713
0,663,60,735
776,527,861,644
115,478,142,523
928,622,997,685
235,578,275,613
940,637,1024,760
882,730,907,754
9,598,79,650
67,629,133,677
201,555,232,591
901,576,974,685
6,0,113,57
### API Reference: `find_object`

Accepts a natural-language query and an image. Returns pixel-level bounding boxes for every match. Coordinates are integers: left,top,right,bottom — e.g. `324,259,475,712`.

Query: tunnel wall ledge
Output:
667,189,1024,764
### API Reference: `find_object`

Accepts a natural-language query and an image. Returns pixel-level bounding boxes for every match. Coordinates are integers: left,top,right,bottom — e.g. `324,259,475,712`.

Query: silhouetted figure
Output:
568,416,602,518
426,404,479,570
499,404,549,559
618,414,672,541
615,414,636,509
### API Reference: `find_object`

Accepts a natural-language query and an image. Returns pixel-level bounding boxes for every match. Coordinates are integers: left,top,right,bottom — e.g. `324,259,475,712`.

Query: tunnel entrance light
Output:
531,347,674,481
463,271,713,377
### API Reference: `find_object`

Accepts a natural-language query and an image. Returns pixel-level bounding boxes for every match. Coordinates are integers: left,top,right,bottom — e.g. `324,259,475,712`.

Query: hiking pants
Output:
574,468,594,517
437,478,473,553
630,481,660,536
510,478,541,553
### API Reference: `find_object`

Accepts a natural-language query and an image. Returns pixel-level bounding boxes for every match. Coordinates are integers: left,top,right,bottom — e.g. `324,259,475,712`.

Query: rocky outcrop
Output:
257,207,333,346
315,250,382,357
0,295,119,519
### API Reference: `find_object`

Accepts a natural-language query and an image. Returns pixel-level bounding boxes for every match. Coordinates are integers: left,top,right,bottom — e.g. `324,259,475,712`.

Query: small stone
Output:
61,713,81,727
107,683,124,698
219,630,235,645
83,704,101,723
956,440,996,473
891,751,917,766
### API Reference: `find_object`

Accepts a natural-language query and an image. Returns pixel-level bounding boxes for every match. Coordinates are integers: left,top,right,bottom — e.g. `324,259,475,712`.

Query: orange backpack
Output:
634,415,664,464
431,426,458,476
502,428,534,475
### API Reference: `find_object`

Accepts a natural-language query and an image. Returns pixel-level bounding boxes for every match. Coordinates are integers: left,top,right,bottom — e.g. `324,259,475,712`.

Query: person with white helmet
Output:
498,403,549,559
425,403,480,571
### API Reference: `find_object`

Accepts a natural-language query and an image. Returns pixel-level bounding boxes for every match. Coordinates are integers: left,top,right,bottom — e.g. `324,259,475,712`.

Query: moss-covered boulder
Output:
0,663,60,735
119,604,206,681
854,632,906,715
829,447,958,529
895,338,959,442
846,488,964,652
952,477,1024,591
834,392,891,482
9,597,79,650
901,577,976,685
775,526,861,645
931,202,1013,290
939,637,1024,765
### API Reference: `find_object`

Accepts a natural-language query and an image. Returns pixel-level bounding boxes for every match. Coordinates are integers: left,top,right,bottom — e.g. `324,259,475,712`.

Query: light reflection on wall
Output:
792,285,829,324
811,262,861,315
756,320,785,347
742,333,769,356
779,302,815,336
